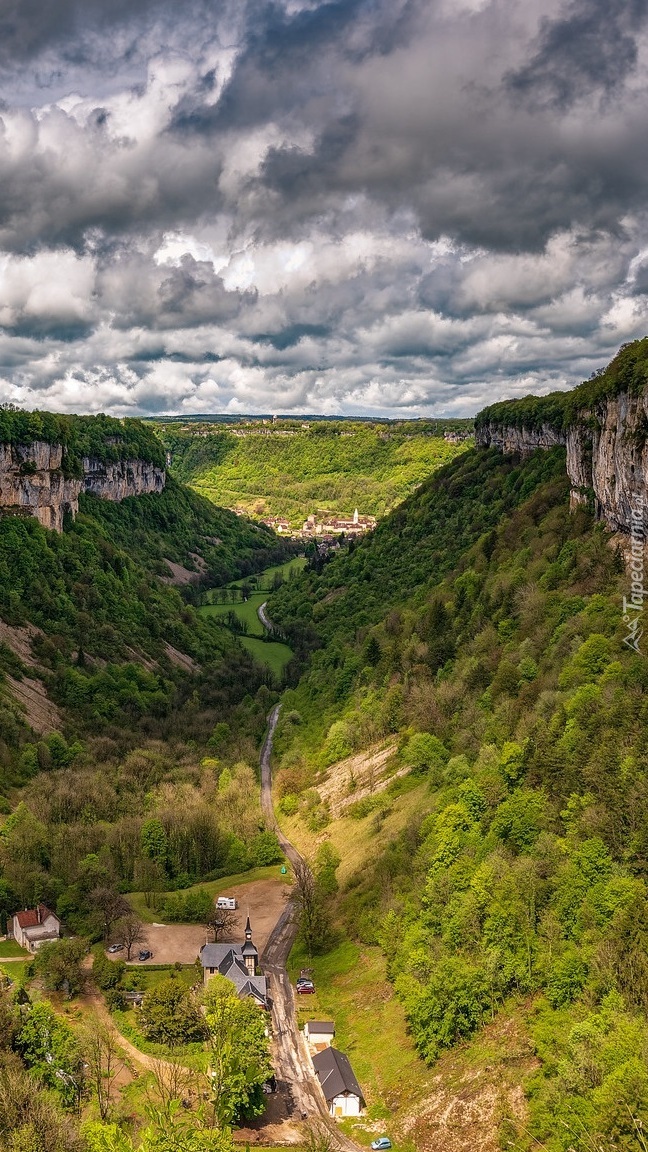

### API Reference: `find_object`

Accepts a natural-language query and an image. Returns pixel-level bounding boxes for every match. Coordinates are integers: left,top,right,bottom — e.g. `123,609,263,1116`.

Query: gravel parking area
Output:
113,877,289,965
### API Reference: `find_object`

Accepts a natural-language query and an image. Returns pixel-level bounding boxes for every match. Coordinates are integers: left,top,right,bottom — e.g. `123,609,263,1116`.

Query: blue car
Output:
371,1140,392,1150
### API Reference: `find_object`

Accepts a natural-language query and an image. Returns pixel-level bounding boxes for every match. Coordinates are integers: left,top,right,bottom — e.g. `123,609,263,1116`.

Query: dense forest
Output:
157,420,471,526
267,430,648,1150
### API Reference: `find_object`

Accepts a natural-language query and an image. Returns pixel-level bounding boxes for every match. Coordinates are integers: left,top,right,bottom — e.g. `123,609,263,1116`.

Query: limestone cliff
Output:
0,441,165,531
475,423,566,456
475,389,648,536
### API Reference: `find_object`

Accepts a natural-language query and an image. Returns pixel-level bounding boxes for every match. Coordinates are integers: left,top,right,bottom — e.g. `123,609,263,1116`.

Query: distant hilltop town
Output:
260,508,376,540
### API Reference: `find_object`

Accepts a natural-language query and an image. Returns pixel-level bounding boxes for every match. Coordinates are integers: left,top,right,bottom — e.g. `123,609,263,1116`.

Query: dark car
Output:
138,949,153,961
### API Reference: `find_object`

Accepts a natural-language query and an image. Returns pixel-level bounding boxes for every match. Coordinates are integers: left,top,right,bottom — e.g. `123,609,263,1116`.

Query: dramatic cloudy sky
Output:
1,0,648,416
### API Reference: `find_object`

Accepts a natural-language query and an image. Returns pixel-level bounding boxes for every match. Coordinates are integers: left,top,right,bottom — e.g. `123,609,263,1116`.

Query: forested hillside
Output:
0,446,297,928
158,420,471,526
268,441,648,1150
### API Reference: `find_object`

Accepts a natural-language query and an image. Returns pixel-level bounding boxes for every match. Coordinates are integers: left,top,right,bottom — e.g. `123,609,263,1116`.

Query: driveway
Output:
260,705,362,1152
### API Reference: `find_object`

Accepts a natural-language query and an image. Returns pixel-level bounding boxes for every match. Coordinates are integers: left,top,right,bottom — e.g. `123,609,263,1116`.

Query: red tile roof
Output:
14,904,57,929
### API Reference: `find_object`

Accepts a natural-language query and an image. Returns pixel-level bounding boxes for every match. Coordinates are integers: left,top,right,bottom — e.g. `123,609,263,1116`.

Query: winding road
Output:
258,601,279,634
260,704,362,1152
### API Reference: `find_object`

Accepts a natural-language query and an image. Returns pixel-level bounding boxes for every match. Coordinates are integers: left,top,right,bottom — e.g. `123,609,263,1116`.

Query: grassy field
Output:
0,939,28,958
230,556,307,589
240,635,293,677
200,592,266,636
127,864,289,923
120,965,199,989
0,961,28,984
199,557,299,675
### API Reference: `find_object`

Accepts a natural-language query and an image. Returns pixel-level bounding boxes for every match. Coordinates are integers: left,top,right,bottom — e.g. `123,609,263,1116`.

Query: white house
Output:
312,1046,366,1117
10,905,61,952
304,1020,335,1051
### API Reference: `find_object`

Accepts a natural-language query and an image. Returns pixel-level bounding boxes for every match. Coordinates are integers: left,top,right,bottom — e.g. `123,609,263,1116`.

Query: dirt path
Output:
260,705,362,1152
78,978,169,1076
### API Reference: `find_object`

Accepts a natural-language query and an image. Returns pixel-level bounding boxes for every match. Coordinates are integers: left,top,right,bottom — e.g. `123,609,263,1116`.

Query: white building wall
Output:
330,1093,361,1117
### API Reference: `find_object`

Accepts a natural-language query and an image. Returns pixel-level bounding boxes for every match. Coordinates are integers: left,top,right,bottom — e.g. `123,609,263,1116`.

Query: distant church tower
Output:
353,508,359,525
241,915,259,975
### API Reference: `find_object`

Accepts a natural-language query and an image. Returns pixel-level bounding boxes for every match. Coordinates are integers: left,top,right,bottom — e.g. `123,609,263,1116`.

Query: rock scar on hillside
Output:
315,741,401,818
0,619,62,733
162,643,198,672
6,673,61,734
160,558,203,585
399,1014,538,1152
0,619,43,669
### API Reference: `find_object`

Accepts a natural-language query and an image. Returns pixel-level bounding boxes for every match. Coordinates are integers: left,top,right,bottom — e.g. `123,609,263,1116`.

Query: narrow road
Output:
258,601,278,634
260,705,362,1152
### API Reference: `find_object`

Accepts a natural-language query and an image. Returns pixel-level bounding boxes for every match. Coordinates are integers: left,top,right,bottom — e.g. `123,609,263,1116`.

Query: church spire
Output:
245,914,252,941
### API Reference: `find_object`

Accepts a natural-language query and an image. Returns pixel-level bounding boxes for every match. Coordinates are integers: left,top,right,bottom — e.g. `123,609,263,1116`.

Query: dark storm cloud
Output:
0,0,162,66
508,0,648,109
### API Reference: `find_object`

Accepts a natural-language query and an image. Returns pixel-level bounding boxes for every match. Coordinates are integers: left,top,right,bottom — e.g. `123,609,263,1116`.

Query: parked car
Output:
296,977,314,988
138,949,153,961
296,982,315,994
108,943,124,953
371,1139,392,1150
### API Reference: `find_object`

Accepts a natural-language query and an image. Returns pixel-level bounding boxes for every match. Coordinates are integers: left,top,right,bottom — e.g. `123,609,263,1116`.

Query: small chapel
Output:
199,915,269,1008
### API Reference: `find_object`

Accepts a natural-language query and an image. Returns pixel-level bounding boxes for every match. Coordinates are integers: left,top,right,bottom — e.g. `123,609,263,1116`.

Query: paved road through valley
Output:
260,704,362,1152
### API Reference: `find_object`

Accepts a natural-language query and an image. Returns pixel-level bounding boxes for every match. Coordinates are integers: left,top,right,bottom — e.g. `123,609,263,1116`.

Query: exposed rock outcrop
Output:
476,424,566,455
0,441,165,532
476,391,648,535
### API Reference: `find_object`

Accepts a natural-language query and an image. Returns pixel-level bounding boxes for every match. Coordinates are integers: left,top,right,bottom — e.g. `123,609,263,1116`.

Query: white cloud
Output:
0,0,646,415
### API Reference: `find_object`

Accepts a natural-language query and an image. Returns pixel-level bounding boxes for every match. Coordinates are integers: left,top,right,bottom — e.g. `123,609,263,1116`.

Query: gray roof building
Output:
312,1046,365,1107
200,916,269,1008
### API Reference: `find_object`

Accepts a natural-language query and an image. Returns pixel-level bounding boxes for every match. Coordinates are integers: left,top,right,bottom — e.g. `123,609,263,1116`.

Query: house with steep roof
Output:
199,916,269,1008
312,1046,365,1117
10,905,61,952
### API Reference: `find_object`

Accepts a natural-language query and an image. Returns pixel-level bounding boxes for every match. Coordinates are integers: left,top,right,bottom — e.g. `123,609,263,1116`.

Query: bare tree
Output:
134,858,165,910
91,887,131,941
80,1013,124,1122
146,1055,196,1117
206,907,240,942
114,913,147,961
292,857,331,957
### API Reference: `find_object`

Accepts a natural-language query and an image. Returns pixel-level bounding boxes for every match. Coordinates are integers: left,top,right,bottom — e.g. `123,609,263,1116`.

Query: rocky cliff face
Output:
475,423,566,455
476,392,648,535
0,441,165,531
